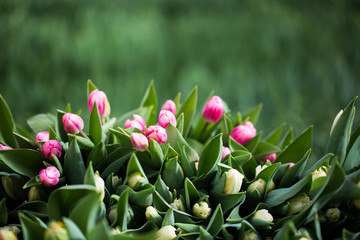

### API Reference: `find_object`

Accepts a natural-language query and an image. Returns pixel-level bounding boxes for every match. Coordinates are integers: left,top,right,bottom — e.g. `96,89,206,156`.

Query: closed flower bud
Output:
255,165,268,177
268,180,276,192
202,96,224,123
161,100,176,115
108,204,117,223
158,110,177,128
248,178,267,195
192,201,212,219
155,225,177,240
28,186,40,202
243,230,259,240
222,146,231,160
35,131,49,144
94,171,105,201
130,133,149,151
253,209,273,223
325,208,341,221
146,125,167,144
0,228,17,240
330,110,343,135
39,167,60,187
145,206,159,221
262,153,276,163
125,114,147,132
127,172,146,190
285,162,295,168
0,144,12,150
231,121,256,145
88,89,111,119
170,198,186,212
1,176,16,199
287,194,310,215
44,222,69,240
41,140,62,160
223,169,244,194
312,166,328,181
62,113,84,134
112,175,120,187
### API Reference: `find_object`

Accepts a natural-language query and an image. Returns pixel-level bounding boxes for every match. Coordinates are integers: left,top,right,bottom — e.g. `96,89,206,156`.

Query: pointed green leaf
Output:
199,226,213,240
19,212,46,240
84,162,96,186
206,204,223,236
64,137,86,184
343,134,360,172
162,208,175,227
178,86,198,137
0,198,7,226
139,80,157,125
197,134,223,178
88,220,112,240
88,141,107,167
280,128,293,150
184,178,200,211
63,217,87,240
90,102,103,145
243,103,262,126
162,157,184,191
13,132,36,149
56,110,68,142
265,123,286,145
149,139,164,169
27,113,56,135
87,80,98,97
116,189,129,231
0,95,16,147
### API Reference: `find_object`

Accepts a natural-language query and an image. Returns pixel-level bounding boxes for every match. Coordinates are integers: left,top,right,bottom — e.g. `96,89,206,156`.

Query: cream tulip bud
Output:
44,222,69,240
170,198,186,212
155,225,177,240
28,187,40,202
94,171,105,201
127,172,146,190
253,209,273,223
354,199,360,209
0,227,17,240
192,201,212,219
330,110,343,135
145,206,159,221
223,169,244,194
287,194,310,215
243,230,259,240
325,208,341,221
247,178,266,195
312,166,328,181
108,204,117,223
255,165,268,177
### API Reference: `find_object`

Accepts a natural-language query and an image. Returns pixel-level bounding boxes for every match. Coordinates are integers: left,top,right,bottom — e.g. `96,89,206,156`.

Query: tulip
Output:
35,131,49,144
223,169,244,194
247,178,266,195
39,167,60,187
94,171,105,201
222,146,231,160
62,113,84,134
161,100,176,115
202,96,224,123
41,140,62,160
262,153,276,163
192,201,212,219
145,206,159,221
231,121,256,145
88,89,111,119
255,165,268,177
287,194,310,215
108,204,117,223
158,110,177,128
125,114,147,132
170,199,186,212
146,125,167,144
253,209,273,223
0,228,17,240
155,225,177,240
0,144,12,150
127,172,146,190
1,176,15,200
325,208,341,221
330,110,343,135
28,187,40,202
312,166,328,181
243,230,259,240
285,162,295,168
130,133,149,151
44,222,69,240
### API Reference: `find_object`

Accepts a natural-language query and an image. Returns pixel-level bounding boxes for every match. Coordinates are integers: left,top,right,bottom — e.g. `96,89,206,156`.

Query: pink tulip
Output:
230,121,256,145
36,131,49,144
125,114,147,132
222,146,231,159
285,162,295,168
130,133,149,151
161,100,176,115
39,166,60,186
202,96,224,123
145,125,167,144
0,144,12,150
262,153,277,163
62,113,84,134
41,140,62,160
158,110,177,128
88,89,111,119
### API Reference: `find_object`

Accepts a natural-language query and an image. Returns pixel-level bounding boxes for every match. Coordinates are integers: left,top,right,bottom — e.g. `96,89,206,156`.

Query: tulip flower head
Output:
127,172,146,190
41,140,62,160
125,114,147,132
202,96,224,123
28,187,40,202
170,198,186,212
155,225,177,240
39,167,60,187
62,113,84,134
158,110,177,128
145,206,159,221
0,144,12,150
285,162,295,168
161,100,176,115
325,208,341,221
94,172,105,201
130,133,149,151
44,222,69,240
88,89,111,119
0,228,17,240
255,165,268,177
231,121,256,145
35,131,49,144
193,201,212,219
262,153,276,163
312,166,328,181
146,125,167,144
223,169,244,194
222,146,231,160
253,209,274,223
287,194,310,215
247,178,267,195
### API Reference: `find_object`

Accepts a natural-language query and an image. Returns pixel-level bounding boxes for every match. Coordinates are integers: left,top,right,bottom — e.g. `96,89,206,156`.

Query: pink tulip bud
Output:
41,140,62,160
88,89,111,119
0,144,12,150
36,131,50,144
285,162,295,168
145,125,167,144
62,113,84,134
39,166,60,186
262,153,277,163
158,110,177,128
130,133,149,151
222,146,231,159
161,100,176,115
125,114,147,132
230,121,256,145
202,96,224,123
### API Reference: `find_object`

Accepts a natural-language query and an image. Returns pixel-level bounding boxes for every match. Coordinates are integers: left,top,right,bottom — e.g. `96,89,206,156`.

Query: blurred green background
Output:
1,0,360,155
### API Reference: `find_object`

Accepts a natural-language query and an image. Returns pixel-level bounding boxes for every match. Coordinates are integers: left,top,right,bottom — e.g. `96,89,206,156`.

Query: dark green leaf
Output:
84,162,96,186
14,132,36,149
116,189,129,231
178,86,197,137
8,201,48,218
162,157,184,191
210,191,246,215
343,134,360,172
64,137,86,184
74,135,95,151
88,141,107,167
197,134,222,178
149,139,164,169
63,217,87,240
139,80,157,125
23,175,41,189
19,212,46,240
199,226,213,240
90,102,103,145
162,208,175,227
88,220,112,240
265,123,286,145
185,178,200,211
56,110,68,142
206,204,223,236
0,96,17,146
0,198,7,226
27,113,56,135
280,128,293,150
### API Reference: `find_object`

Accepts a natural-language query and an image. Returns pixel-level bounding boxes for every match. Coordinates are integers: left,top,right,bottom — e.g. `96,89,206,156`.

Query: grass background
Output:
1,0,360,155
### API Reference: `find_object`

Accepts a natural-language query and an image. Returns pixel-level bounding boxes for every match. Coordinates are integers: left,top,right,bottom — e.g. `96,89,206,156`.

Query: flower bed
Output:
0,80,359,240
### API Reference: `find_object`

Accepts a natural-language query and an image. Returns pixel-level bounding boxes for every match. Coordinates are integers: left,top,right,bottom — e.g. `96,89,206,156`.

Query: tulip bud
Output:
243,230,259,240
255,165,268,177
35,131,49,144
192,201,212,219
222,146,231,160
94,171,105,201
112,175,120,187
155,225,177,240
223,169,244,194
88,89,111,119
231,121,256,145
202,96,224,123
247,178,266,195
0,144,12,150
108,204,117,223
262,153,276,163
268,180,276,192
130,133,149,151
41,140,62,160
145,206,159,221
312,166,328,181
28,186,40,202
0,228,17,240
127,172,146,190
325,208,341,221
39,167,60,187
125,114,147,132
330,109,343,135
161,100,176,115
146,125,167,144
285,162,295,168
44,222,69,240
287,194,310,215
158,110,177,128
170,198,186,212
1,176,16,199
62,113,84,134
253,209,273,223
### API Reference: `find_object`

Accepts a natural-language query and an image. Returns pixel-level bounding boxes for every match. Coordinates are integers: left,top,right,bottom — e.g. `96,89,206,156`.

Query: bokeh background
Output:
1,0,360,155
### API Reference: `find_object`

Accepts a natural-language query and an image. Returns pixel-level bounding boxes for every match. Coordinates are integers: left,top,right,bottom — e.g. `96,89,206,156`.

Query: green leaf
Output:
88,220,112,240
14,132,36,149
243,103,262,126
56,109,68,142
180,146,196,178
229,137,248,152
199,226,213,240
100,150,134,179
23,175,41,189
275,126,312,164
8,201,48,218
162,208,175,227
280,128,293,150
197,134,222,178
74,135,95,151
328,169,360,204
176,113,185,135
84,162,96,186
140,80,157,125
19,212,46,240
116,189,130,231
253,141,281,160
178,86,198,137
63,217,87,240
210,191,246,215
341,229,360,240
0,149,44,177
90,102,103,145
64,137,86,184
27,113,56,135
265,123,286,145
184,178,200,211
343,134,360,172
87,79,98,98
162,157,184,191
0,95,16,148
128,184,154,208
88,141,107,167
206,204,223,236
154,176,172,204
149,139,164,170
0,198,7,226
